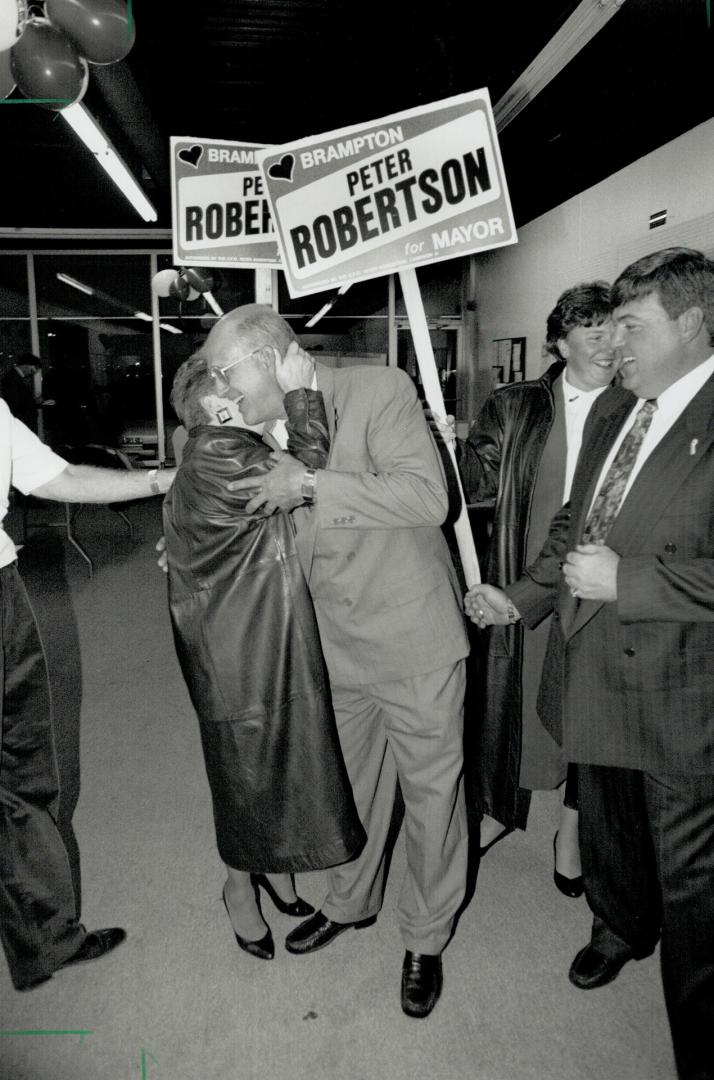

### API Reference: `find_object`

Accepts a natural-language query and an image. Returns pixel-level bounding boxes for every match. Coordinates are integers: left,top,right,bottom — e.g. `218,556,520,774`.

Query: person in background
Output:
198,305,469,1019
468,247,714,1080
458,283,618,893
163,352,364,961
1,353,42,432
0,400,174,991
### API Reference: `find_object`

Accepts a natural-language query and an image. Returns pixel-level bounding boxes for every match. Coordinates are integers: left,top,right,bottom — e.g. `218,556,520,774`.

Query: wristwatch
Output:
301,467,317,504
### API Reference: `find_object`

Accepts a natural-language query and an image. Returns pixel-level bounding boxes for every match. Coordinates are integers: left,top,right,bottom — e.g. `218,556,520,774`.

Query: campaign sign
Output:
171,137,281,268
256,89,516,296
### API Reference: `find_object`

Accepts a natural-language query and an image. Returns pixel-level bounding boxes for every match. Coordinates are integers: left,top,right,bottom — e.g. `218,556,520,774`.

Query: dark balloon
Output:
0,48,14,100
169,275,190,301
11,19,88,110
182,267,215,294
45,0,135,65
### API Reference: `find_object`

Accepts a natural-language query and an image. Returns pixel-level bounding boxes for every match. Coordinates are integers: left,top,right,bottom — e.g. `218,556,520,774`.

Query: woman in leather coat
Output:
163,352,364,960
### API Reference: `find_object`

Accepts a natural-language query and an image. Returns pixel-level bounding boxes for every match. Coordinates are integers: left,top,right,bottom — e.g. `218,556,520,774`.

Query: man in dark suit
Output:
467,247,714,1080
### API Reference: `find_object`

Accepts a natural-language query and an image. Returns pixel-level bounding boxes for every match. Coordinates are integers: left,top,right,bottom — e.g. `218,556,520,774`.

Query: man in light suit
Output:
201,304,470,1018
467,247,714,1079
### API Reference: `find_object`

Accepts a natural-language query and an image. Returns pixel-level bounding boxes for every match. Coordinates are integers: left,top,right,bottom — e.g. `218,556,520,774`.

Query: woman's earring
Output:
217,407,232,424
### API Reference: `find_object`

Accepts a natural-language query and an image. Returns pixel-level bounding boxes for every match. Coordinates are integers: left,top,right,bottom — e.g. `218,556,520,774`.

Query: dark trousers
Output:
579,764,714,1080
0,563,84,990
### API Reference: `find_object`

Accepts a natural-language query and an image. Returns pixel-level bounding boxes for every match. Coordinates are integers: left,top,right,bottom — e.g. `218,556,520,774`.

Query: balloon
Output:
11,19,87,109
152,268,179,297
0,48,14,99
45,0,135,66
0,0,26,53
169,275,190,301
182,266,215,294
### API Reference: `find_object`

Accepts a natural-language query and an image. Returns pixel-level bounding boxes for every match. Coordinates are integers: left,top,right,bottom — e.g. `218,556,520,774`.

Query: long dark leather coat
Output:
459,362,564,829
163,390,365,873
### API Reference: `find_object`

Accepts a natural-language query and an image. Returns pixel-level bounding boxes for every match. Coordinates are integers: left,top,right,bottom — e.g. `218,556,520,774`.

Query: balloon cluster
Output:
0,0,135,109
152,267,217,301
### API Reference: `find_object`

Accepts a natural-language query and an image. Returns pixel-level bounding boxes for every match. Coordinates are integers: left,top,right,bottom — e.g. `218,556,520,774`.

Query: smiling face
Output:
200,392,264,432
612,291,695,399
557,320,617,391
202,319,285,426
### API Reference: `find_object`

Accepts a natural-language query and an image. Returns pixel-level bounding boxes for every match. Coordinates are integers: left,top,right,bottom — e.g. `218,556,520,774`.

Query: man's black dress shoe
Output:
552,833,584,898
252,874,314,917
17,927,127,990
569,944,632,989
58,927,127,968
285,911,375,954
401,951,443,1018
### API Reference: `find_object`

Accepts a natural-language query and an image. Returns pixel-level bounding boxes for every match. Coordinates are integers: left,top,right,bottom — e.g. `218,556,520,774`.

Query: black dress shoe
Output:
568,944,632,989
222,888,275,960
252,874,315,917
285,911,376,955
552,833,584,898
401,951,443,1018
58,927,127,969
15,927,126,991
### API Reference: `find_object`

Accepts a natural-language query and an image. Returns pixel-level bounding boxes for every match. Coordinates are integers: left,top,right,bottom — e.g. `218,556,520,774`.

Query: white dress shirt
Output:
561,372,609,501
589,353,714,515
0,399,67,568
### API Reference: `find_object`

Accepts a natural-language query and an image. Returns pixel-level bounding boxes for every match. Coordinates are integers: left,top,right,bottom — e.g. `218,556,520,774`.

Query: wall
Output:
471,116,714,403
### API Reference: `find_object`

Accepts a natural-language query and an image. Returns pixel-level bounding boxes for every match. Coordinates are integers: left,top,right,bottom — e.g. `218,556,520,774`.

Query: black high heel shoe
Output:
221,887,275,960
552,833,584,898
252,874,315,917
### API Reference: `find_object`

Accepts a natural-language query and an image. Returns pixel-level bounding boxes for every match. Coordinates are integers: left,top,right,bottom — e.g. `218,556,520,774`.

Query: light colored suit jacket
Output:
293,362,470,686
510,375,714,774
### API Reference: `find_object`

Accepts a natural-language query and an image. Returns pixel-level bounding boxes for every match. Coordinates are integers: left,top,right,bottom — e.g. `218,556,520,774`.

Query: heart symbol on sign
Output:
268,154,295,183
178,144,203,169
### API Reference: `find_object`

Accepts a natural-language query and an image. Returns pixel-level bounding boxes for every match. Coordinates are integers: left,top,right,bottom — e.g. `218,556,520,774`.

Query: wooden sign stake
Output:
399,267,481,586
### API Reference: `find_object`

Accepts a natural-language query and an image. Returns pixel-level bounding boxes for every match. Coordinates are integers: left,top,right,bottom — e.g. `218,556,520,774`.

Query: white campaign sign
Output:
257,89,516,296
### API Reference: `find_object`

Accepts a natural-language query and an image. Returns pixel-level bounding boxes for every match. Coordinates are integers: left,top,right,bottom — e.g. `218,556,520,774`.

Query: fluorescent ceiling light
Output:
204,291,224,317
61,103,158,223
493,0,628,132
57,272,94,295
304,284,351,329
137,310,183,333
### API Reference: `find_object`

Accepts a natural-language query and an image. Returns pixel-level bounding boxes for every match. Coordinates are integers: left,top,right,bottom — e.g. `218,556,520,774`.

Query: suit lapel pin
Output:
689,437,699,456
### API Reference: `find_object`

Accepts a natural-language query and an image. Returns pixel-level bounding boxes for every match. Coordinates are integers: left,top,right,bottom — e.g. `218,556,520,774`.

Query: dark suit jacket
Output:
509,373,714,775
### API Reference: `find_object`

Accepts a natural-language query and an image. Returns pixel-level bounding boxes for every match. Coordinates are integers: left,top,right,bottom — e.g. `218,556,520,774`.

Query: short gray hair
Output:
170,354,213,429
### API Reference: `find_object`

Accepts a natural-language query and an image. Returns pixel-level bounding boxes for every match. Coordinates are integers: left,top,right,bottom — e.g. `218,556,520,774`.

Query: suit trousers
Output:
578,764,714,1080
321,661,468,955
0,564,85,990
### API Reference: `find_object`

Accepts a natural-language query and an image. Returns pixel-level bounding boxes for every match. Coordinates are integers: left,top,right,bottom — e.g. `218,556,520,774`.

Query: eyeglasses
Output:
209,348,260,386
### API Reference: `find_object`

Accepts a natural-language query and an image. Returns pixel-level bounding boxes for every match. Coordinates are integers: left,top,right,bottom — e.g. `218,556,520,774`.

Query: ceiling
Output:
0,0,712,239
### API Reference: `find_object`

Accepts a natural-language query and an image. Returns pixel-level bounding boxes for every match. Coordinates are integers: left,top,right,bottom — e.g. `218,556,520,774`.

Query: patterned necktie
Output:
583,399,658,544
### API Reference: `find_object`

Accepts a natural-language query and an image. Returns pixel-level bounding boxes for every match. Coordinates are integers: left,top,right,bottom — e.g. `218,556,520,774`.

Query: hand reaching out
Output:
275,341,315,393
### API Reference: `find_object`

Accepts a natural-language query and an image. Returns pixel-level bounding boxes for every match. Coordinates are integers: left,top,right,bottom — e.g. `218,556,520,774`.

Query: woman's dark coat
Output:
459,362,564,830
163,389,365,872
